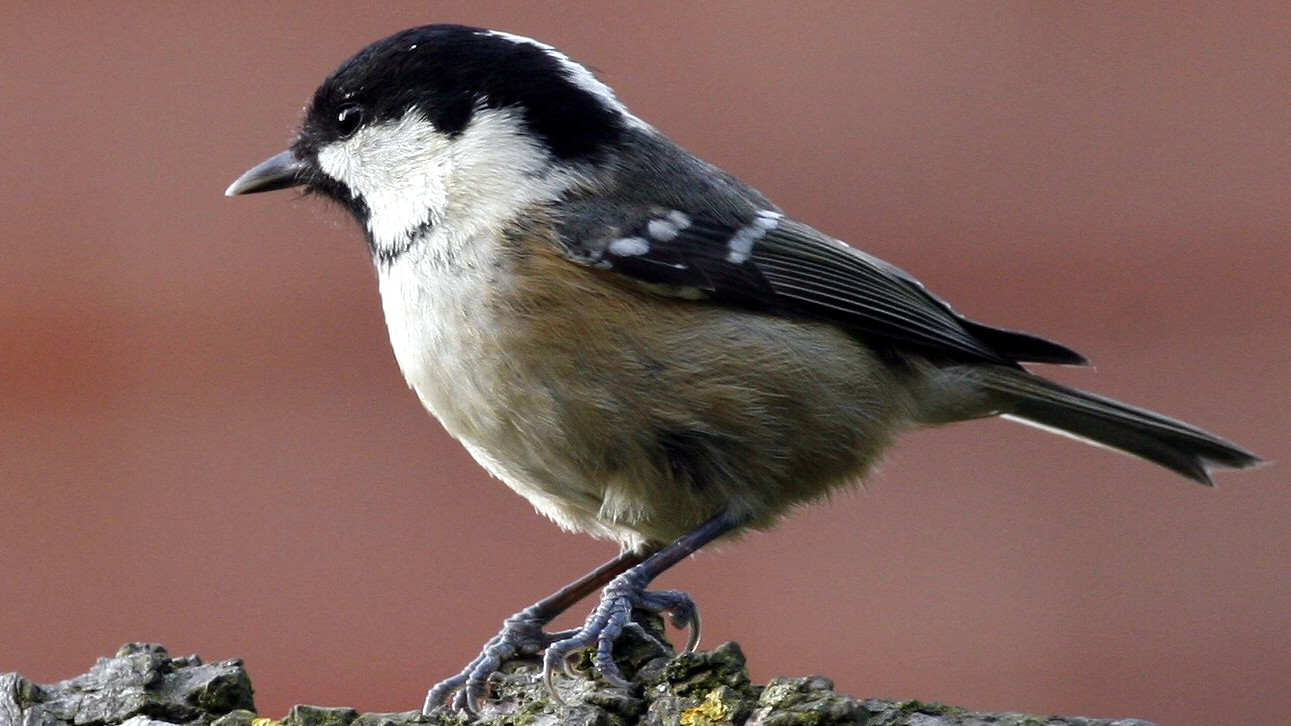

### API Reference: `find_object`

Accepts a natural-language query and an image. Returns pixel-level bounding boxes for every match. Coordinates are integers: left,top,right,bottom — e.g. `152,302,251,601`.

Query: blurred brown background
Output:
1,3,1287,725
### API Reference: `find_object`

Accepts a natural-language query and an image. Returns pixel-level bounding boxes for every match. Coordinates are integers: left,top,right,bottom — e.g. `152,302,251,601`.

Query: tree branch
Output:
2,633,1157,726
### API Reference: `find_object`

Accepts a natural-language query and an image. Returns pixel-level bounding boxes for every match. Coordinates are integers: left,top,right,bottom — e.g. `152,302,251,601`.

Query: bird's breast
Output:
377,240,514,444
374,234,629,539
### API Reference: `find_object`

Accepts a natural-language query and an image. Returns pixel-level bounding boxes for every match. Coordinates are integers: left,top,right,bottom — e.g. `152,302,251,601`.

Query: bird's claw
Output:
425,578,701,714
422,609,572,715
540,573,701,698
639,589,702,651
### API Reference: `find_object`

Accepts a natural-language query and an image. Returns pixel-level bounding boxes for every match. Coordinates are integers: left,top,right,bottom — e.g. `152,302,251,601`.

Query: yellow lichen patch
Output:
250,718,283,726
680,687,737,726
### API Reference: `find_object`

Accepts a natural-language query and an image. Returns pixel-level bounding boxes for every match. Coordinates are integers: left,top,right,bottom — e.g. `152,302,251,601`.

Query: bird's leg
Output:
541,511,746,699
423,548,646,715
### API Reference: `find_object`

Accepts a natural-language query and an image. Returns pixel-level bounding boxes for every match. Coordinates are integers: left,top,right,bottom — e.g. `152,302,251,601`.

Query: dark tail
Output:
977,368,1263,485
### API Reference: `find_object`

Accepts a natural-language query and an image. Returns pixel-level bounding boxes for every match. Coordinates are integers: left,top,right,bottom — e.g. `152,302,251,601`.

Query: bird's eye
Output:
336,105,366,138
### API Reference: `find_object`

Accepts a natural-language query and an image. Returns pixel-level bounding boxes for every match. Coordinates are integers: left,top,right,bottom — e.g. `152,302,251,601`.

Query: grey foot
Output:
541,571,700,699
423,577,700,714
422,605,577,714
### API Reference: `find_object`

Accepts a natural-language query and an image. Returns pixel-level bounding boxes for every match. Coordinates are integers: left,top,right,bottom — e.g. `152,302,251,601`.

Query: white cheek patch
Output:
315,108,577,260
316,113,453,253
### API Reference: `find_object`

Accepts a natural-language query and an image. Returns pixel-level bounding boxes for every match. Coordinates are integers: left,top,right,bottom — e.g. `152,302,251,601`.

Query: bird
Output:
225,24,1262,715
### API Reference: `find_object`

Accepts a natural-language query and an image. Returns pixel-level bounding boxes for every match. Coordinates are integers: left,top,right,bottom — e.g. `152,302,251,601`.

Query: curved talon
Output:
542,657,566,706
561,654,583,680
451,689,475,716
461,642,515,714
542,633,590,687
541,641,573,698
684,606,702,652
635,588,701,652
423,672,467,713
462,679,489,715
592,605,634,687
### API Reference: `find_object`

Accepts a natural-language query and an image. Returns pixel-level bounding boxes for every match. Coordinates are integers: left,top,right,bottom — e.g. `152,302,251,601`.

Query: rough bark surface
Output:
1,636,1157,726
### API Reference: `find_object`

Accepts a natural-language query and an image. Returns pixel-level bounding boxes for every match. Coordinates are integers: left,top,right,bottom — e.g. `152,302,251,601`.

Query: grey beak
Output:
225,150,308,196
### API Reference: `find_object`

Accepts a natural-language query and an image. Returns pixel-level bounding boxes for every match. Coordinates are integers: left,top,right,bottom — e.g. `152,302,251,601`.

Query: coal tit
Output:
226,24,1262,714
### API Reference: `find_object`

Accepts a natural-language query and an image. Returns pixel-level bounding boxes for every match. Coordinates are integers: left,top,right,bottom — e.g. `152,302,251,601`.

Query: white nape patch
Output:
483,29,651,130
608,236,650,257
725,210,782,263
316,107,578,260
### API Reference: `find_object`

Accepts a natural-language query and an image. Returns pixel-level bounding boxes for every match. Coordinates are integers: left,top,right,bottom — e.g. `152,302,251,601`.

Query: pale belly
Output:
374,241,914,548
377,250,637,542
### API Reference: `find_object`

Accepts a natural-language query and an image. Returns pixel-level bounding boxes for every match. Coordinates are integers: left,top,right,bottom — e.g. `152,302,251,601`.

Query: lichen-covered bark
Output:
1,636,1156,726
0,643,253,726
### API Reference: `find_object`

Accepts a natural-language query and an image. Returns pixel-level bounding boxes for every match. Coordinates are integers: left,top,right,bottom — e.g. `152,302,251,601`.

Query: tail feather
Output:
977,368,1263,485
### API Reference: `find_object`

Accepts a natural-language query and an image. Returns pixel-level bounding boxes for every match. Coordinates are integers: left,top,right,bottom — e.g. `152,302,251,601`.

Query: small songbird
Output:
226,24,1262,714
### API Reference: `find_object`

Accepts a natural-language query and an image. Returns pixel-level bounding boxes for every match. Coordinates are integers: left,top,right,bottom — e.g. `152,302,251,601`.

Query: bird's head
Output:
226,24,638,262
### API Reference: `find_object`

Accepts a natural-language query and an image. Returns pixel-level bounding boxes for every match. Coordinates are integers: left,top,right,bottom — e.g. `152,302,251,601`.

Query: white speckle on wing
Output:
725,210,782,263
646,219,677,242
725,231,756,264
644,210,691,242
482,29,651,130
609,236,650,257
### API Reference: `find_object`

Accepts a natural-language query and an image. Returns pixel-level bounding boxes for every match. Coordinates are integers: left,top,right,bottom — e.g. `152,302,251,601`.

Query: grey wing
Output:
555,205,1086,367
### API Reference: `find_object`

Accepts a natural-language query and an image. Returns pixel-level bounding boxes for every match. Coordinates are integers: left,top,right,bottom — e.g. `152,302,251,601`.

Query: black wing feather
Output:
558,207,1086,367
